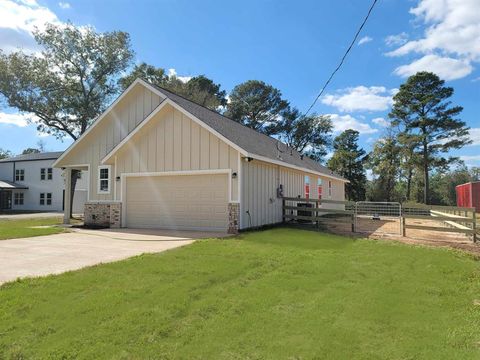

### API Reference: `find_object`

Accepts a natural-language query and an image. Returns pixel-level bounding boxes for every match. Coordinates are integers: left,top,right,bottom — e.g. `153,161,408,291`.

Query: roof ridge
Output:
149,82,307,156
145,80,342,180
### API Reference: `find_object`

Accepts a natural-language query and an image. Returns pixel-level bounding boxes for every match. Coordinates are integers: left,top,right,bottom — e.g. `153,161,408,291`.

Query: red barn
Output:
456,182,480,212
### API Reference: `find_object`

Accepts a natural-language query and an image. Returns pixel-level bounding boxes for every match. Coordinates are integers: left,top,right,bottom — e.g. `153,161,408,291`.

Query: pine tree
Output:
389,72,470,204
327,130,367,201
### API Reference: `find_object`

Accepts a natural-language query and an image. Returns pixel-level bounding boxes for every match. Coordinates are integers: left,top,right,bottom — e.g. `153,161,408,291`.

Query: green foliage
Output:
225,80,289,133
272,107,332,162
328,130,367,201
0,23,134,140
388,71,470,204
118,62,167,90
0,148,12,159
1,228,479,358
21,147,41,155
119,62,226,110
367,133,401,201
429,166,473,206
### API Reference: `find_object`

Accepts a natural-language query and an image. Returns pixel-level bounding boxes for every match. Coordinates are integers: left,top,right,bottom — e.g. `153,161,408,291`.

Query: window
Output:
328,181,332,197
98,166,111,194
317,178,323,199
41,168,53,180
14,192,24,205
40,193,52,205
304,175,310,199
15,169,25,181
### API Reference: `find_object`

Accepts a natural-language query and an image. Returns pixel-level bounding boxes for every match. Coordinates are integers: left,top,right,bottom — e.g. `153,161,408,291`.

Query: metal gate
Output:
355,202,402,235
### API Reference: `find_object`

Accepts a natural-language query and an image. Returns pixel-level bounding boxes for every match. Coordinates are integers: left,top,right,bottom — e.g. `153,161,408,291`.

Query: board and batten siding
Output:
115,105,239,202
241,159,346,229
56,84,163,201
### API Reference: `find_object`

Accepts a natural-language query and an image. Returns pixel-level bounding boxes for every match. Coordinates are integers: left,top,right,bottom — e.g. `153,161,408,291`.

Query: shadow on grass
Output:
240,227,356,250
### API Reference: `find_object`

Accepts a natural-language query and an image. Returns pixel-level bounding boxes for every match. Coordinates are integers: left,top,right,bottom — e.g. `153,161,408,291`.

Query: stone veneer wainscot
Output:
84,202,121,228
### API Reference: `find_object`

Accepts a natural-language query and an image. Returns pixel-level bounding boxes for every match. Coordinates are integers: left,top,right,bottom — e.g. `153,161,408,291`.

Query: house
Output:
54,79,347,233
0,152,88,213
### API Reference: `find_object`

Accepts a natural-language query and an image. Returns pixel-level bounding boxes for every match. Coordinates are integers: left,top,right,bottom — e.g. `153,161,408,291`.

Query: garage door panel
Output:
125,174,228,230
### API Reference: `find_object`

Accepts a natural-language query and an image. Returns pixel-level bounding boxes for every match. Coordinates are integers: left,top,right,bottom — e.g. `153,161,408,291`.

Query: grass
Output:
1,228,480,359
0,217,67,240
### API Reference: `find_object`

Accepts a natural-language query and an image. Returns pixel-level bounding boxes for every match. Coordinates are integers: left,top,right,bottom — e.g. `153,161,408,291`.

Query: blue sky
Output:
0,0,479,165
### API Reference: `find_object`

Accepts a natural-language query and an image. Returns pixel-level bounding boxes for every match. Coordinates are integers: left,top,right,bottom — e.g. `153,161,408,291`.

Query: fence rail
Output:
282,198,477,242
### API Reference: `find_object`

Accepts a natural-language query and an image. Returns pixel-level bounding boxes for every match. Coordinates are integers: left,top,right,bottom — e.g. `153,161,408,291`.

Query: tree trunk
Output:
406,168,413,201
423,142,429,205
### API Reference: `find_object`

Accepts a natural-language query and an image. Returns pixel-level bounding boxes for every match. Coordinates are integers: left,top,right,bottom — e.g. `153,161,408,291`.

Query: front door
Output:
0,190,12,210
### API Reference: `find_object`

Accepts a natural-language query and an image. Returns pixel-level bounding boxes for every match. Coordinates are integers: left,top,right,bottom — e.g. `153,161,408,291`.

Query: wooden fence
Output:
401,204,477,242
282,197,356,232
282,198,477,242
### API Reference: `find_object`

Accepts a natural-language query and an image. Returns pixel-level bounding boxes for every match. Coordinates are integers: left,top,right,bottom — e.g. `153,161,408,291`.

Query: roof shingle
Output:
0,151,63,163
152,84,345,181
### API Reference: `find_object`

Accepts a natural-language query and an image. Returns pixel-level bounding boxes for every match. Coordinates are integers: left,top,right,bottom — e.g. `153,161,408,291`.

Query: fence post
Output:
401,214,406,237
472,209,477,243
352,202,356,232
282,198,285,224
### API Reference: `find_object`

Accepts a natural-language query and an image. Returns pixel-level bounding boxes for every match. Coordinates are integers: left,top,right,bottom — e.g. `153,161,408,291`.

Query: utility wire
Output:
303,0,379,116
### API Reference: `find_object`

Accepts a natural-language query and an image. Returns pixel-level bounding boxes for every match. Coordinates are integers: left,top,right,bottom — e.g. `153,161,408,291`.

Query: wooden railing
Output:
401,204,477,242
282,198,478,242
282,197,356,232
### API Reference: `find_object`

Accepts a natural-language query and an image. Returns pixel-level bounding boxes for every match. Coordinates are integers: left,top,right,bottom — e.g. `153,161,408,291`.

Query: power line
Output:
303,0,379,116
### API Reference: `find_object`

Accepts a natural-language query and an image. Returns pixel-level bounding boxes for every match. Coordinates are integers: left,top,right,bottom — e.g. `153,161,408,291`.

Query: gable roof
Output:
0,151,63,163
55,78,346,182
148,84,346,181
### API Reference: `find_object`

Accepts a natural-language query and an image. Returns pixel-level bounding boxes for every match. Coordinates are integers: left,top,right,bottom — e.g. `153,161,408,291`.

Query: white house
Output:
54,79,347,233
0,152,88,213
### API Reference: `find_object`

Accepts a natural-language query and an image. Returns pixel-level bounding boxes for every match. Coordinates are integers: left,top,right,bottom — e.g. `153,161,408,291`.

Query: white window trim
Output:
97,165,111,194
15,169,25,182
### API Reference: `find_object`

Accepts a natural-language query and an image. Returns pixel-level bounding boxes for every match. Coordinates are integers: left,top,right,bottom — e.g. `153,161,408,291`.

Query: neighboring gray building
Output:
0,152,87,213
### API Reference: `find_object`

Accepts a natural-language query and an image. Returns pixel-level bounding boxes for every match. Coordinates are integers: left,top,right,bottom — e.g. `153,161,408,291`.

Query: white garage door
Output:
125,174,228,231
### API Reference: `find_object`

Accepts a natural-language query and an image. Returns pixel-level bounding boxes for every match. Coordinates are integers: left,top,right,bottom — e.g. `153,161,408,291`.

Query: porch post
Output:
63,167,72,224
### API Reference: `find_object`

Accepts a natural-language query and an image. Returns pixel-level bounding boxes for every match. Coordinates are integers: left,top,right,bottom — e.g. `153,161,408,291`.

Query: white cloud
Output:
393,54,473,80
58,2,70,9
387,0,480,80
460,155,480,165
0,0,60,53
327,114,378,135
321,86,395,112
358,36,372,46
385,32,409,47
468,128,480,146
167,68,192,83
372,117,390,127
0,112,36,127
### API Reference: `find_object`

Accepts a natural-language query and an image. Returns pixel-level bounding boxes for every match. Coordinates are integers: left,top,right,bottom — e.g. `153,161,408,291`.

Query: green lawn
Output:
1,228,479,359
0,217,66,240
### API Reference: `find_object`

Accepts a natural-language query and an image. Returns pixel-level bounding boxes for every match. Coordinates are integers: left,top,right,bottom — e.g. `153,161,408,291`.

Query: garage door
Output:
125,174,228,231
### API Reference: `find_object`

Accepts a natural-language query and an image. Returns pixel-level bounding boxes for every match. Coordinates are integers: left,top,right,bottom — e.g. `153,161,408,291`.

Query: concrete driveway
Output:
0,228,227,285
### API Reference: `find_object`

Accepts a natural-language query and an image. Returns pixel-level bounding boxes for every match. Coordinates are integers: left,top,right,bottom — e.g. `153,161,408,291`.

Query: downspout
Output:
12,161,15,182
